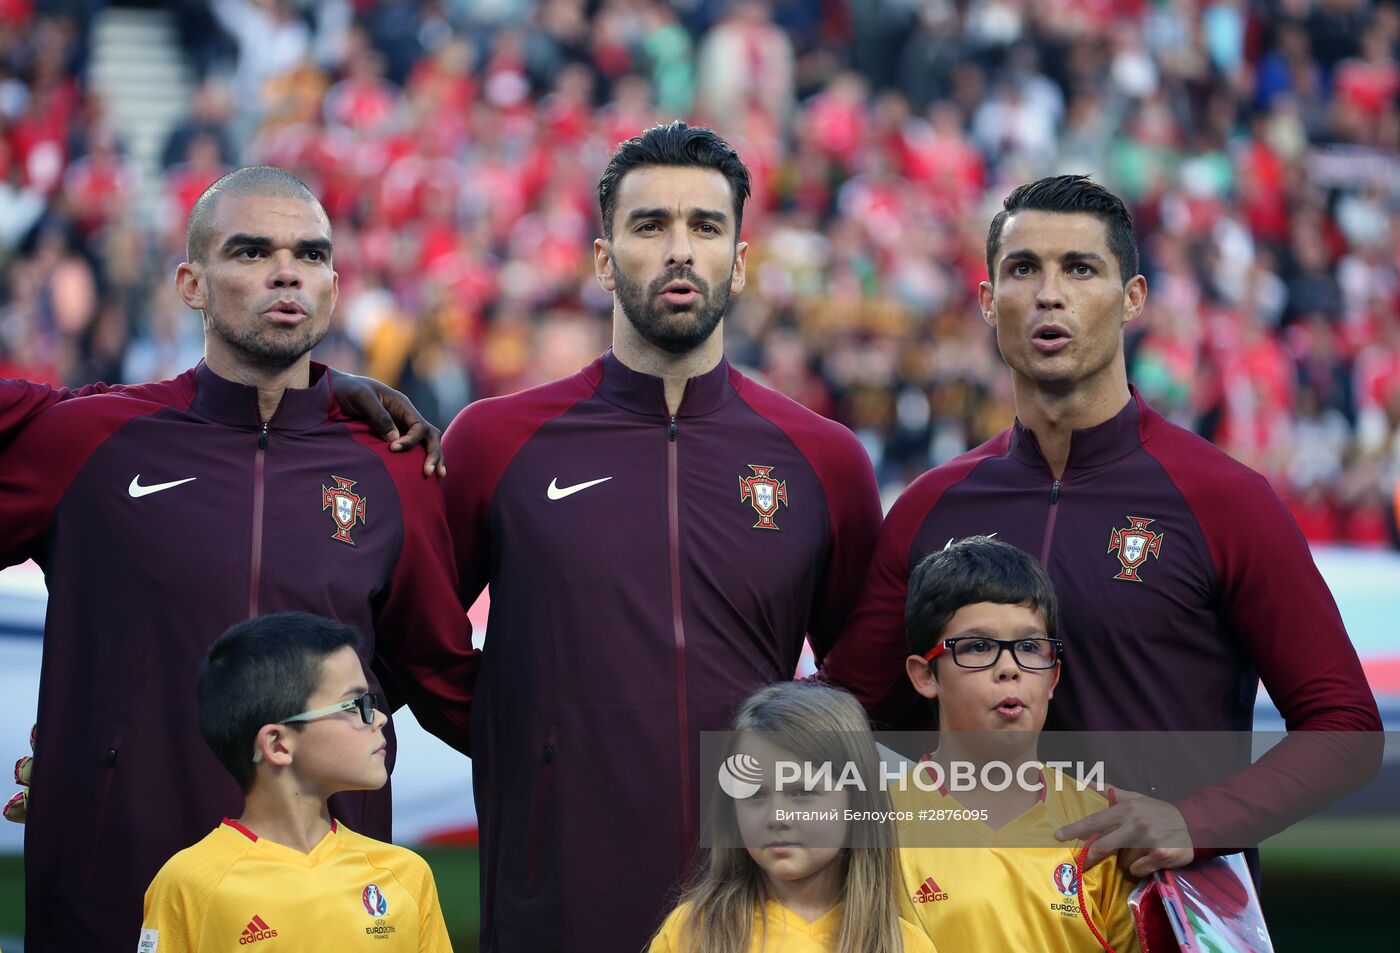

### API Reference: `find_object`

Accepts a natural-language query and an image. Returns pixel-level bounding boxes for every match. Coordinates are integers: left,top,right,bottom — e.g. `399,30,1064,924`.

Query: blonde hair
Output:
662,682,907,953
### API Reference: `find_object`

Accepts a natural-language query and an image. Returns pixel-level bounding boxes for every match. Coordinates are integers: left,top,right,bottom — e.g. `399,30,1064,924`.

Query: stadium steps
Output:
85,6,194,224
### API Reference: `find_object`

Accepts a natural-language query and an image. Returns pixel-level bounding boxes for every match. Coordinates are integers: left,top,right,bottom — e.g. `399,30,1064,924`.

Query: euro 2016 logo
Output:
362,883,388,916
1054,862,1080,897
717,753,764,799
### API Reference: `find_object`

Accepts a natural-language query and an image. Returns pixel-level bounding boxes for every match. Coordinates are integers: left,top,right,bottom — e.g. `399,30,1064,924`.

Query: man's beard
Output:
613,262,732,355
206,295,329,370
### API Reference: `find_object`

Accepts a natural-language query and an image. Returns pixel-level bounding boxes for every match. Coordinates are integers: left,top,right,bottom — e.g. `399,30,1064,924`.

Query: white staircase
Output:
85,6,195,223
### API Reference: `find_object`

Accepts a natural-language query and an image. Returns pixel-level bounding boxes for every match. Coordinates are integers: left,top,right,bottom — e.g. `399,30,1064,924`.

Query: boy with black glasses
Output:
891,536,1140,952
138,612,451,952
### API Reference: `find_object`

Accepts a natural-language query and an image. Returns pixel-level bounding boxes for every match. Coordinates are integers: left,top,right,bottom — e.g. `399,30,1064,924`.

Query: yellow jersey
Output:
139,819,451,953
892,764,1141,953
649,898,937,953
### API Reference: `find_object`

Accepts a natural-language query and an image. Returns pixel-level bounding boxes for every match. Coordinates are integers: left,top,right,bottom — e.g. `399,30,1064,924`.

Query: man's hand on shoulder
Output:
1055,787,1194,877
3,724,33,824
330,373,445,478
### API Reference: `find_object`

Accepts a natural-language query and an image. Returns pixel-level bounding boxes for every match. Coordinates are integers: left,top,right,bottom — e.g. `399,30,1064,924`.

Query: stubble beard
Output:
613,260,732,356
205,288,329,371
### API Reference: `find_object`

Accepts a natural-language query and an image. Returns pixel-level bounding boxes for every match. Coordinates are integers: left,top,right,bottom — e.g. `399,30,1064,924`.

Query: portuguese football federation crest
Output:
322,476,367,546
739,464,788,531
1107,515,1163,582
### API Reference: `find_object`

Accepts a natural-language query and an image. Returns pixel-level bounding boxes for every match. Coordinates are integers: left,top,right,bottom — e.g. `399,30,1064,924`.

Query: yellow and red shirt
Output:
139,820,451,952
893,764,1141,953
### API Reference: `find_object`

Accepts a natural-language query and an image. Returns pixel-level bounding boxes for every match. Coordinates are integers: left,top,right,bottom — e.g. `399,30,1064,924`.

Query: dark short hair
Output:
197,612,361,792
905,536,1060,659
597,121,752,240
985,174,1138,285
186,165,326,262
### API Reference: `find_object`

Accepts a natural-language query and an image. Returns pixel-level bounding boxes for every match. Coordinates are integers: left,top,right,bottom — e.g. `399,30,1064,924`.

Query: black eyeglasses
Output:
939,638,1063,670
283,691,380,726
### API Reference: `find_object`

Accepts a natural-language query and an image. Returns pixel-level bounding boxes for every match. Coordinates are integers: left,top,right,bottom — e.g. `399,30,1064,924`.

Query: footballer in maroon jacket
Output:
443,124,881,952
821,175,1381,875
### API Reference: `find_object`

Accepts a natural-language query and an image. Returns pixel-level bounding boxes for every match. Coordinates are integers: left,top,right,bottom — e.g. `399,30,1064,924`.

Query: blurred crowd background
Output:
3,0,1400,545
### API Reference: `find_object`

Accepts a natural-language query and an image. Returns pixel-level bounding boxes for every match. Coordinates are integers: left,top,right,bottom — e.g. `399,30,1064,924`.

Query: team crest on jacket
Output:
738,464,788,530
1107,516,1163,582
322,476,367,545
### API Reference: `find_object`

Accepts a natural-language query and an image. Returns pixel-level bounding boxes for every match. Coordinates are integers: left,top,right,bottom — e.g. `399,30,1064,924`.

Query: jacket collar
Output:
1008,386,1148,472
589,348,737,418
189,360,333,431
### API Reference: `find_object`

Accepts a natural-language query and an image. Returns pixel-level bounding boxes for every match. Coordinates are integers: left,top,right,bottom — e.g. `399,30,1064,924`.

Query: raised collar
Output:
1008,387,1148,473
589,348,737,418
188,361,334,431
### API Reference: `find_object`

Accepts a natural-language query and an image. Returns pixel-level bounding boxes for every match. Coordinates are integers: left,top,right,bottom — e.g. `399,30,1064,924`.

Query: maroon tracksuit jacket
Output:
441,351,881,952
0,364,477,953
821,389,1382,847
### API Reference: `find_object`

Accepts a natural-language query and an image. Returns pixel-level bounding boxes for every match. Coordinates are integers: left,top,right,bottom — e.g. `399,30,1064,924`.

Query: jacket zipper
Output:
524,725,558,893
1040,478,1062,566
667,413,692,851
82,735,123,892
248,420,269,617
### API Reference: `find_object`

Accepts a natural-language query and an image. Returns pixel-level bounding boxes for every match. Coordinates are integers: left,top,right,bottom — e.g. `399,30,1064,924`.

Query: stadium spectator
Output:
0,166,476,953
160,79,238,170
695,0,795,125
820,175,1382,876
440,122,881,952
209,0,311,131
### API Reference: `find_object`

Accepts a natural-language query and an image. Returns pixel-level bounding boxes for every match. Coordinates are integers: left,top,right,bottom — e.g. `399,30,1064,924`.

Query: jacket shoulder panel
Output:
442,364,601,505
0,372,196,567
730,368,871,483
892,430,1012,569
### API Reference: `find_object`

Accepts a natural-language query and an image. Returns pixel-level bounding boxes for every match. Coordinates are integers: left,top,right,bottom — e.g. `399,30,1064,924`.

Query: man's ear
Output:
594,238,616,292
729,240,748,295
906,655,940,701
1123,274,1147,326
978,280,996,329
253,723,295,769
176,260,206,312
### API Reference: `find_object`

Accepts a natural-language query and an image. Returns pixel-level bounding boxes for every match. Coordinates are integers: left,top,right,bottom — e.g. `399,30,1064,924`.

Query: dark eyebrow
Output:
953,626,1047,638
219,234,333,257
343,685,369,699
1001,249,1108,270
1060,251,1108,268
688,208,728,224
625,207,729,225
220,233,271,254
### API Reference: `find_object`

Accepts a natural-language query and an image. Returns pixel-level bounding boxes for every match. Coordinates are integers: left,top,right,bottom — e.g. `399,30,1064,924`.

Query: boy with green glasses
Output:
139,612,451,952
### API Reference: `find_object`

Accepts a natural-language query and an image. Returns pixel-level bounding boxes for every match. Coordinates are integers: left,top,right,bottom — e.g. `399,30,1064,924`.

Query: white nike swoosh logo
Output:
128,475,197,498
547,476,612,501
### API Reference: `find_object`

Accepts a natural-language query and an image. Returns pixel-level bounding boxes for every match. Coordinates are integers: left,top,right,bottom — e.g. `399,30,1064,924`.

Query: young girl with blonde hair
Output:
649,682,935,953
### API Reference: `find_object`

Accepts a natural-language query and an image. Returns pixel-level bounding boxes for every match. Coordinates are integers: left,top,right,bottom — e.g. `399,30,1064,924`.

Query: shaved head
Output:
186,166,327,262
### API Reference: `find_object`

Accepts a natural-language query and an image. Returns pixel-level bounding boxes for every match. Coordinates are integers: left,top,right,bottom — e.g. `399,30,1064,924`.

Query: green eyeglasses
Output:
283,691,380,726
